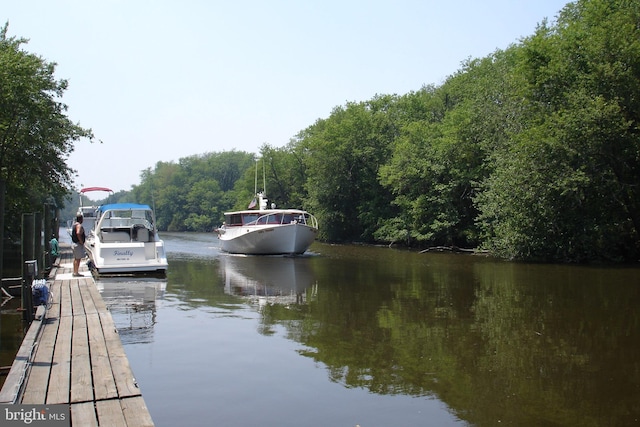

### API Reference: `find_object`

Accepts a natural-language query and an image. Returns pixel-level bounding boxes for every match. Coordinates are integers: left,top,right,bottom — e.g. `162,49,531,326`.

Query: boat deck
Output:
0,244,154,426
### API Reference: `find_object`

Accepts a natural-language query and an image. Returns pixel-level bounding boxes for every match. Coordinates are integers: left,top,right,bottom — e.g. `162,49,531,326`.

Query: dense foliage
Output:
6,0,639,263
0,23,95,238
126,0,640,262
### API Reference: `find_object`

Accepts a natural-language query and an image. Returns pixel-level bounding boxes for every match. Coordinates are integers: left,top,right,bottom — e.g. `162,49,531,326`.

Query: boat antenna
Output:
254,158,258,195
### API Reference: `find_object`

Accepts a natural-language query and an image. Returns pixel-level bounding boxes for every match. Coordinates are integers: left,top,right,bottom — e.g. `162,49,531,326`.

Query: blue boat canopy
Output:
97,203,152,214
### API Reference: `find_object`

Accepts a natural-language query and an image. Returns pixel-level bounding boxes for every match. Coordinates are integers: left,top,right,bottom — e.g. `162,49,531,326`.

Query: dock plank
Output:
70,401,98,426
96,399,128,426
21,316,58,404
121,396,155,427
70,279,85,317
85,278,109,313
70,315,93,403
0,244,154,426
59,278,72,318
87,313,118,400
46,315,72,405
79,280,99,316
100,311,141,398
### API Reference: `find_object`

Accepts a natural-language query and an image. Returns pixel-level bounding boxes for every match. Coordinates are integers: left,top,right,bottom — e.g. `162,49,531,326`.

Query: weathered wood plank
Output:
85,278,108,313
71,314,93,403
21,316,59,404
70,279,85,317
46,315,72,404
96,399,128,427
87,313,118,400
121,396,155,427
71,401,99,427
59,278,73,318
100,312,141,398
79,280,98,315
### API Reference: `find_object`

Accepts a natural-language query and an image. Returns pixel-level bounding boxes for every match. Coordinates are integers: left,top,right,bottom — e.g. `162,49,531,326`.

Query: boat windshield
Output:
242,213,260,225
98,209,154,229
225,211,317,228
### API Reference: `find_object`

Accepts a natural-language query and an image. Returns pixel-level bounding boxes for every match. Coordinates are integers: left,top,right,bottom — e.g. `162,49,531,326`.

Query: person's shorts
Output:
72,243,85,259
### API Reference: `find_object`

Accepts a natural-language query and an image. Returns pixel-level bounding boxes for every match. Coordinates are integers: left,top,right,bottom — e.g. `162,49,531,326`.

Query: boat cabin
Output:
95,204,156,243
225,211,314,227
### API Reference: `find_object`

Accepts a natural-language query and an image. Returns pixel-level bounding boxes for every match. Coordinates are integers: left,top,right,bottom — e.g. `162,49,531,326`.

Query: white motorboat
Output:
217,192,318,255
85,203,168,275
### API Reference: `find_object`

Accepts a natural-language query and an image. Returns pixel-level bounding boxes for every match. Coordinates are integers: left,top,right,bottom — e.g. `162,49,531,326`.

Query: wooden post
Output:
44,203,52,274
34,211,43,279
21,213,35,322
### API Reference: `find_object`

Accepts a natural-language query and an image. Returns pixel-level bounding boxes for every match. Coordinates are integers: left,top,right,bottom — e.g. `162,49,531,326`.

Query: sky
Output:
3,0,569,193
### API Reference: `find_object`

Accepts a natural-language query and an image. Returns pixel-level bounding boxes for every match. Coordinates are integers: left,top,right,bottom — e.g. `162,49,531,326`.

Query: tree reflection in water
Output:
123,234,640,427
236,245,640,426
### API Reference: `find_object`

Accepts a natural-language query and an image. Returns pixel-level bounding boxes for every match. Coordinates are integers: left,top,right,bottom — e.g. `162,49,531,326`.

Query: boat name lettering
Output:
113,250,134,257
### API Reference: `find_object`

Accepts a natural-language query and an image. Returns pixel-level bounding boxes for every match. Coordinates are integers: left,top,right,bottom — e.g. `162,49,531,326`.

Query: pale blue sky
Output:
3,0,569,192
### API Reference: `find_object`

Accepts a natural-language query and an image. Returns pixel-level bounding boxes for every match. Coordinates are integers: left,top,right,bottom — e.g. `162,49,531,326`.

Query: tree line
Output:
129,0,639,262
0,23,94,276
4,0,640,263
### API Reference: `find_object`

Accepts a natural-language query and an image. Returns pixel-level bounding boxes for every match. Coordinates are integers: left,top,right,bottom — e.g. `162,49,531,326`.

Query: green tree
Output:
0,23,95,275
377,52,519,248
183,179,222,231
476,0,640,261
135,151,255,231
378,86,476,247
258,142,310,210
0,23,95,216
302,96,399,242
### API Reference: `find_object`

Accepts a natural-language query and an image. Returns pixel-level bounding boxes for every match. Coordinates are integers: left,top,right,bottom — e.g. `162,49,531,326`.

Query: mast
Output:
254,158,258,195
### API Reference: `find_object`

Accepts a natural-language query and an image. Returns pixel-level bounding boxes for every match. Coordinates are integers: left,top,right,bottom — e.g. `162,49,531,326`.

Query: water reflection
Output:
114,234,640,427
219,254,317,306
296,249,640,426
96,277,166,345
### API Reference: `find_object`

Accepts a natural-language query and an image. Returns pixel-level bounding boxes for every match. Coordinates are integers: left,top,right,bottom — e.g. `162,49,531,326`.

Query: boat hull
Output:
85,240,168,275
219,223,317,255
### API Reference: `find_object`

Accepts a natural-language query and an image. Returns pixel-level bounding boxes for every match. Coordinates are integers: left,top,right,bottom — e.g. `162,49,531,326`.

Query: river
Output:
4,231,640,426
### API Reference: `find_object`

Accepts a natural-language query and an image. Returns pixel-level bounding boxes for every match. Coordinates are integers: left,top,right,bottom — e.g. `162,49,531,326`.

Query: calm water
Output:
4,231,639,426
97,232,640,427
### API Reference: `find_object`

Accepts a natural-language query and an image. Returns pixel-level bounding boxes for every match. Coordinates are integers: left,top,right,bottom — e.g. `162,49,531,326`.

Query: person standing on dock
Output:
71,214,86,276
50,234,59,266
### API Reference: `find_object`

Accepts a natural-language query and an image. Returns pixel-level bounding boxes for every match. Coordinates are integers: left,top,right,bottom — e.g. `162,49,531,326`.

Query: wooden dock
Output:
0,245,154,426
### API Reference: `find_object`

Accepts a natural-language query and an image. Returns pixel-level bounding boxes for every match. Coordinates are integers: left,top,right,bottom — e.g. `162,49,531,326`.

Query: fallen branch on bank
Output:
420,246,487,254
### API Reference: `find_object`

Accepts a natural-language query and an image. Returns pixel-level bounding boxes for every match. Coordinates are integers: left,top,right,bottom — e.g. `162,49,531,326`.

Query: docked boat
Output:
84,203,168,276
217,192,318,255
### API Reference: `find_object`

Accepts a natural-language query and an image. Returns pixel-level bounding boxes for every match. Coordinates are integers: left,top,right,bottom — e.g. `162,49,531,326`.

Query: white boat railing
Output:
243,212,318,229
